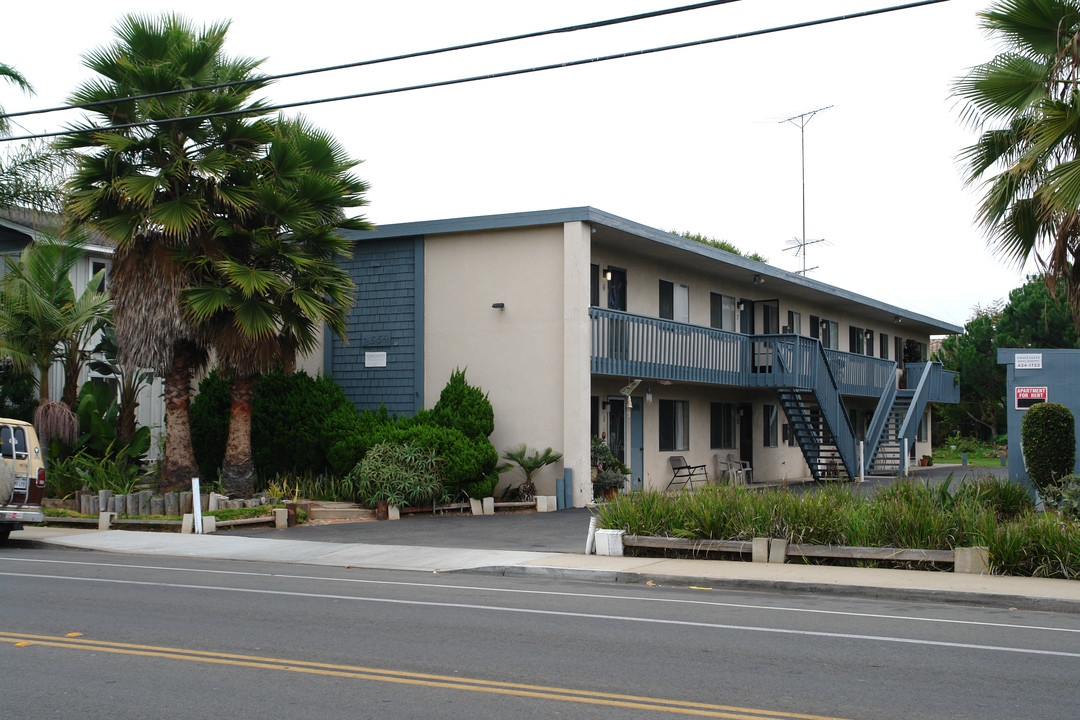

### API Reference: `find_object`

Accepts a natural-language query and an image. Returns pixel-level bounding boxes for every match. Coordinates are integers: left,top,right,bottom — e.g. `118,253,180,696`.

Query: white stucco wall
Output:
423,225,571,499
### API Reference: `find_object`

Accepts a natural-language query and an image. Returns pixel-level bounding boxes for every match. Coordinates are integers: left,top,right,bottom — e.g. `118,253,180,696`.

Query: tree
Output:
954,0,1080,329
182,116,370,495
61,14,273,489
996,275,1080,348
933,304,1006,439
671,230,768,263
0,233,110,443
0,62,33,137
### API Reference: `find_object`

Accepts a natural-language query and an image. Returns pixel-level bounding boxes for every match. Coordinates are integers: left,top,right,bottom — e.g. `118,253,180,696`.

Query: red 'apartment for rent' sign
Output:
1015,386,1048,410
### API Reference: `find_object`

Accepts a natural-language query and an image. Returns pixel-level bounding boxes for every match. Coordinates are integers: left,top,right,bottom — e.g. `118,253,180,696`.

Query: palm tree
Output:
182,117,371,495
954,0,1080,329
500,445,563,501
61,14,273,489
0,232,110,443
0,62,33,137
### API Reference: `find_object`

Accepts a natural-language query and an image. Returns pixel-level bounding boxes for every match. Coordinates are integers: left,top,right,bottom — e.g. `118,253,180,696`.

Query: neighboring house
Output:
0,208,166,456
319,207,961,506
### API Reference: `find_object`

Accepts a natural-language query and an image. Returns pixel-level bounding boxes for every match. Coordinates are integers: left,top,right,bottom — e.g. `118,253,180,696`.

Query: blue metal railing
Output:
590,308,894,396
905,362,960,404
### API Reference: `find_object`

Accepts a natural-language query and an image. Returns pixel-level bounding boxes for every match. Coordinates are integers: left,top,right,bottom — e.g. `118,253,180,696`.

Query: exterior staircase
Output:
866,389,914,474
775,389,851,481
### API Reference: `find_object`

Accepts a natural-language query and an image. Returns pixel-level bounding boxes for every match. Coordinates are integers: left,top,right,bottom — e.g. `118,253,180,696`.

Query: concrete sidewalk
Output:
13,525,1079,614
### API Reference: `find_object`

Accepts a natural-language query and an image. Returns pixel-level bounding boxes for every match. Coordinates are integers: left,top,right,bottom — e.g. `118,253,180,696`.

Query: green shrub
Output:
348,441,448,508
1045,474,1080,520
252,370,354,478
431,368,494,439
378,422,498,499
989,512,1080,579
324,405,394,477
1021,402,1076,497
190,369,231,482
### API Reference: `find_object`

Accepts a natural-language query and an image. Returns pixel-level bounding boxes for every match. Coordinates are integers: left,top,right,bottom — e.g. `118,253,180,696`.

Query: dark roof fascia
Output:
345,207,964,335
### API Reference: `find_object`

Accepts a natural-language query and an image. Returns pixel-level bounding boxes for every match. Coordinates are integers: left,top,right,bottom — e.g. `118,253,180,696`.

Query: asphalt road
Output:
3,546,1078,719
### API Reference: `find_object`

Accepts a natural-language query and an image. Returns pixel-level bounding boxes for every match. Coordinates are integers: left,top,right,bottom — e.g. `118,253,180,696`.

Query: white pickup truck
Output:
1,419,47,541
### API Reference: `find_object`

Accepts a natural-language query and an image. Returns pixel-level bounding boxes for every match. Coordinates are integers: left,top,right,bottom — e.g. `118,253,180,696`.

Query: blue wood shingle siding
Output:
330,237,424,416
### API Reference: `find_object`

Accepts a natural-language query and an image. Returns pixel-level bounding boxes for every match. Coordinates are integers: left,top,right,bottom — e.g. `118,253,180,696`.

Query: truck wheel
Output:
0,461,15,504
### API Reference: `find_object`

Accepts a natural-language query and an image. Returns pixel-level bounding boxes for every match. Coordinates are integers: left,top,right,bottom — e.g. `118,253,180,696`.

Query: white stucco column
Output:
563,221,592,506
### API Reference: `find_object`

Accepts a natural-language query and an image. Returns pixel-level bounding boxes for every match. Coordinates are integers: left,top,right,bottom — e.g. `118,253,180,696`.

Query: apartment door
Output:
607,268,627,311
607,396,643,490
630,398,643,491
738,402,754,469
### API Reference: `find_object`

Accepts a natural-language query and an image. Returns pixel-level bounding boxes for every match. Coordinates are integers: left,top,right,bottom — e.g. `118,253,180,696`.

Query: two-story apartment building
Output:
323,207,960,506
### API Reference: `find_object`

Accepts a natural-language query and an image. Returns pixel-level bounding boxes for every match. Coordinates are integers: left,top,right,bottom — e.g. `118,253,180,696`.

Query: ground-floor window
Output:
710,402,735,448
659,399,689,451
763,404,778,448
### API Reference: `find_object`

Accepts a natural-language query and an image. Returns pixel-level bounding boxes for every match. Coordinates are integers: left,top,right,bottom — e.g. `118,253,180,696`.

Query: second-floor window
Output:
880,333,889,360
786,310,802,335
710,293,736,331
659,399,689,451
820,319,839,350
659,280,689,323
849,326,866,355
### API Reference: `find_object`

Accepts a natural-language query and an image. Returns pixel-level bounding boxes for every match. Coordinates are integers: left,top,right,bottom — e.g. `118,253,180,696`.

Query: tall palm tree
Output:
183,117,371,495
61,14,273,489
954,0,1080,328
0,62,33,137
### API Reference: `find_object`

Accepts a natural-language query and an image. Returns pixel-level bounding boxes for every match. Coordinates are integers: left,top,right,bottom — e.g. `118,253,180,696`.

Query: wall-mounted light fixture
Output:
865,329,873,339
753,274,765,285
645,388,653,405
603,266,613,281
893,315,902,324
491,302,505,310
737,301,745,312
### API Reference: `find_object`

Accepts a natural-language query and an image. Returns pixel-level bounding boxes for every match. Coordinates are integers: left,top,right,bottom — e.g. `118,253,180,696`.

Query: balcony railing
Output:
590,308,897,397
905,362,960,404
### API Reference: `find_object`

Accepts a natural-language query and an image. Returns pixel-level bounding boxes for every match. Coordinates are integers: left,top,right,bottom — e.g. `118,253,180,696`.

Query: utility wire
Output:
0,0,742,123
0,0,948,144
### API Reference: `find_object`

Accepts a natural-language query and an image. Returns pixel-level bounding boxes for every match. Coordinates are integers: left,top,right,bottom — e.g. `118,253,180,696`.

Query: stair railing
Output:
862,366,900,475
897,362,934,449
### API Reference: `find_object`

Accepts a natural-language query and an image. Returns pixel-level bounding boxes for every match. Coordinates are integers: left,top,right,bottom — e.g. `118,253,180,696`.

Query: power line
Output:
0,0,949,144
0,0,743,123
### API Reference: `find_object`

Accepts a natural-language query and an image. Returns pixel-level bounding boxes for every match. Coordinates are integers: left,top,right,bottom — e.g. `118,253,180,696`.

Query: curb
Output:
463,565,1080,615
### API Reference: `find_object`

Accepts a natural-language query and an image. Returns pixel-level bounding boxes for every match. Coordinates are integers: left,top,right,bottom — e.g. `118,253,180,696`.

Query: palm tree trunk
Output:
161,343,199,491
221,373,256,497
61,354,80,409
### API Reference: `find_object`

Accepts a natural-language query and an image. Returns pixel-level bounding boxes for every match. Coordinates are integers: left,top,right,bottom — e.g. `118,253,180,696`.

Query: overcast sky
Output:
2,0,1034,330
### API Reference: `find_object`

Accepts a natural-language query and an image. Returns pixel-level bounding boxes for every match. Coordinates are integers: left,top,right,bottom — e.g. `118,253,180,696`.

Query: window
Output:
786,310,802,335
590,264,600,307
761,300,780,334
917,411,928,443
710,293,736,331
763,404,778,448
849,326,866,355
91,259,109,290
880,333,889,360
820,319,838,350
659,399,689,451
659,280,688,323
710,402,735,449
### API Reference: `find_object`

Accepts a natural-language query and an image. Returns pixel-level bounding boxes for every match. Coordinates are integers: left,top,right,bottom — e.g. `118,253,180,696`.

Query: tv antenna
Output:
780,105,832,276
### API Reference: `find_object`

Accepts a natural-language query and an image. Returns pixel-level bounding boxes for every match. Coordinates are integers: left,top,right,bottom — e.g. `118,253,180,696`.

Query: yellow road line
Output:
0,631,849,720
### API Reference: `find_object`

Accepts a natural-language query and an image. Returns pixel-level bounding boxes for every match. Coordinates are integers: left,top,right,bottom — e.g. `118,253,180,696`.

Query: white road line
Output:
2,555,1076,635
3,570,1078,659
